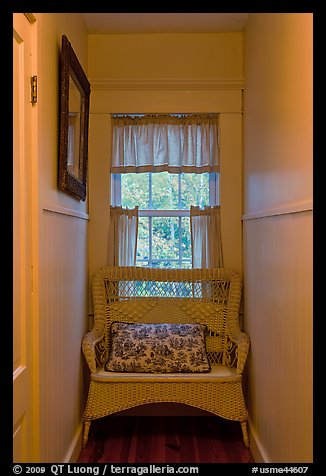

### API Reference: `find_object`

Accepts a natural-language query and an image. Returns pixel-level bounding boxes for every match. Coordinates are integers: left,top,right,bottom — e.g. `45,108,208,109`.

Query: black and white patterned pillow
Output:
105,322,211,373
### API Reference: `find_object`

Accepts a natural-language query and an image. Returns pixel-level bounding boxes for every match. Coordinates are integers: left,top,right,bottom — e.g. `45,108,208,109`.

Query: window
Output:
110,114,220,268
111,172,219,268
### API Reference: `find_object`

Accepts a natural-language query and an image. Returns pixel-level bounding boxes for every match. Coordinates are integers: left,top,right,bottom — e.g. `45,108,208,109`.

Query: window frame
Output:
111,172,219,268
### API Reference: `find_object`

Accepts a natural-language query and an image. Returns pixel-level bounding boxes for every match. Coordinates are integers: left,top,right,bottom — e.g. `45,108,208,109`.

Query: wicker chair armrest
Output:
234,331,250,374
82,328,103,373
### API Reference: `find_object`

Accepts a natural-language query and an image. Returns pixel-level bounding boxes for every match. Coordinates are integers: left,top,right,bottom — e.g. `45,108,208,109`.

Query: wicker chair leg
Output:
240,421,250,447
82,420,91,448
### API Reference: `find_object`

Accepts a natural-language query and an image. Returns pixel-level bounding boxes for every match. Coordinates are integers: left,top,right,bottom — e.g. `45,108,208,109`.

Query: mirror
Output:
58,35,90,201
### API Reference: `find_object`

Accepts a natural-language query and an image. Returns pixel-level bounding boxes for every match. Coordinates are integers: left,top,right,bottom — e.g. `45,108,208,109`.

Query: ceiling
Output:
81,13,250,34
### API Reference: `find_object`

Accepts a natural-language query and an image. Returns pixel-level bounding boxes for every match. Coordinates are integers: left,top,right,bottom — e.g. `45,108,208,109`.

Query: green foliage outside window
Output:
121,172,209,210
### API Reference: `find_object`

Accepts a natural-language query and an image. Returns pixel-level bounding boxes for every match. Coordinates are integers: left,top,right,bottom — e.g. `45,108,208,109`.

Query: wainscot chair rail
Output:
81,266,250,448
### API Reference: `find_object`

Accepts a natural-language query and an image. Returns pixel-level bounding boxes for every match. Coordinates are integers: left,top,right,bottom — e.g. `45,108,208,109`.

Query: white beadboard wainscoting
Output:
243,206,313,463
38,207,89,462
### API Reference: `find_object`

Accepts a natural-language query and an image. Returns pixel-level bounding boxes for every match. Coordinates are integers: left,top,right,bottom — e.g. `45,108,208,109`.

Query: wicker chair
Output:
82,266,250,448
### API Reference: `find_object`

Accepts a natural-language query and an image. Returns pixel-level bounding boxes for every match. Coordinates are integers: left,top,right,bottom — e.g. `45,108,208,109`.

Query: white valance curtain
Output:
108,206,138,266
190,206,223,269
111,114,219,174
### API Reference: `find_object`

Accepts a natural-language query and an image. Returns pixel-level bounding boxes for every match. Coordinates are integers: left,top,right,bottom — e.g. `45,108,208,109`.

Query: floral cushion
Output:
105,322,211,373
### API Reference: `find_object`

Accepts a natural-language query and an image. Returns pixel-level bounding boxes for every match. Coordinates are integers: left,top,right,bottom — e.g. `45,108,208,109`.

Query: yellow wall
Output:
37,13,89,214
243,14,312,214
33,13,89,462
88,32,244,283
243,13,313,462
88,32,243,79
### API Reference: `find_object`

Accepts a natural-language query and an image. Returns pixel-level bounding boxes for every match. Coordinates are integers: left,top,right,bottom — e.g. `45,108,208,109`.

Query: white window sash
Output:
111,173,219,210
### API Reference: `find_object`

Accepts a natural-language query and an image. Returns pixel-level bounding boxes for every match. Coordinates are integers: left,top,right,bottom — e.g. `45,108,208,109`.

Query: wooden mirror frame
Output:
58,35,90,201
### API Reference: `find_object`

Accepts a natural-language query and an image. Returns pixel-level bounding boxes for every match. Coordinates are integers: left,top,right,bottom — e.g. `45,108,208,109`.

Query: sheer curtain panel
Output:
190,206,223,268
108,206,139,266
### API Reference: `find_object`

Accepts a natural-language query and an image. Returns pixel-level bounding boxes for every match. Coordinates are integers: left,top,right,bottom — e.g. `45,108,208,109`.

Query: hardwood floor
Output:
78,416,254,463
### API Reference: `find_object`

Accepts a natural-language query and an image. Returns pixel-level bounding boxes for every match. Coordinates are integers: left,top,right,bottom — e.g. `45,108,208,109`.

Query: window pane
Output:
152,217,179,261
136,216,149,264
181,261,192,269
151,172,179,210
181,173,210,208
120,172,215,209
121,173,149,209
181,217,191,261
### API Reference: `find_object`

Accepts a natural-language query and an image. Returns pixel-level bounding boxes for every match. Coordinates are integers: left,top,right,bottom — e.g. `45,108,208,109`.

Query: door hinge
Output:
31,75,37,104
